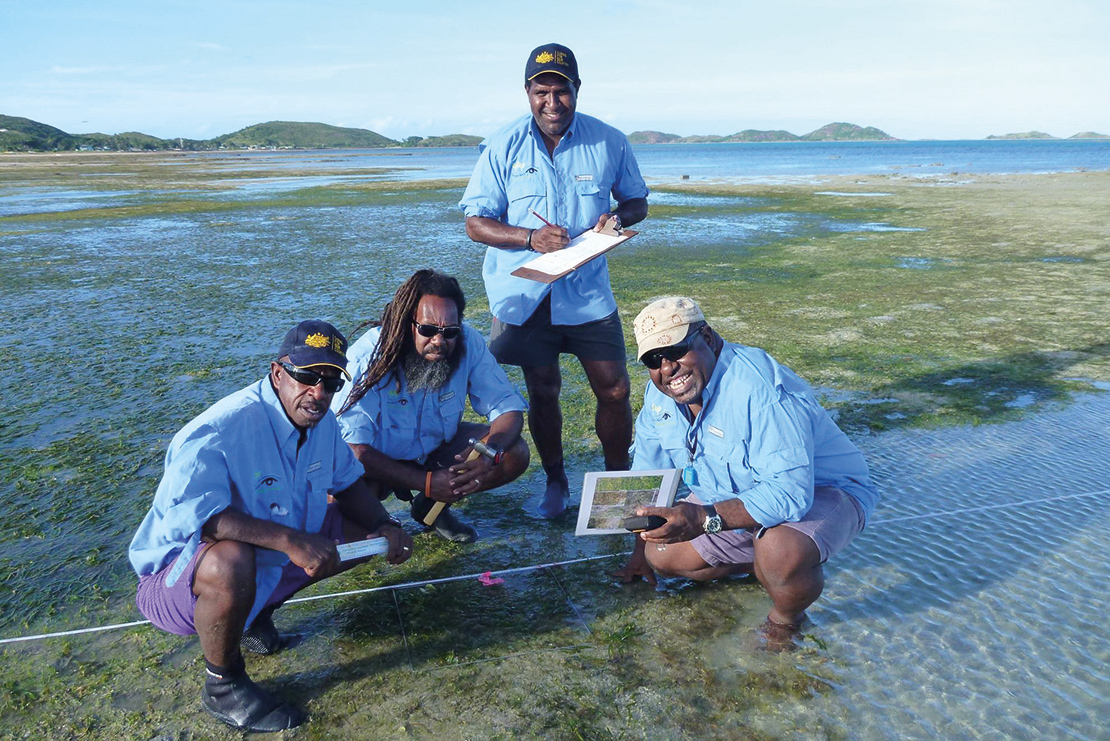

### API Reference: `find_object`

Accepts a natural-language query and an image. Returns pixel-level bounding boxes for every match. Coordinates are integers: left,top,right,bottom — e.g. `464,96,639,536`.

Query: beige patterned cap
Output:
633,297,705,360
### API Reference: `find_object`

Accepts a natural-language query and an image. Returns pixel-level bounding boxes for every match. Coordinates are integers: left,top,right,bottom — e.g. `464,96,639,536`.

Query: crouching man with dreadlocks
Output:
332,269,530,543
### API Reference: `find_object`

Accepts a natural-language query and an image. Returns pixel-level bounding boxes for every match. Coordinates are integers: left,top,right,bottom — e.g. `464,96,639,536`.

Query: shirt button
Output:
400,399,407,405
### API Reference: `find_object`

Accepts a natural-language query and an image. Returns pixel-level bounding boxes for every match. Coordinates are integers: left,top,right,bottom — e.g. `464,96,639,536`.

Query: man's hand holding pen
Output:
527,209,570,253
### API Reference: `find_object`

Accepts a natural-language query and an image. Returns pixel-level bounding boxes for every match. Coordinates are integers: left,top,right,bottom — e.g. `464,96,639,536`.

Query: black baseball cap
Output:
525,43,580,87
277,320,351,379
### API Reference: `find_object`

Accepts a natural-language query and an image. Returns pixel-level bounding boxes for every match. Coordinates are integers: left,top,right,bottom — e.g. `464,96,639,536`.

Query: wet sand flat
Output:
1,154,1108,737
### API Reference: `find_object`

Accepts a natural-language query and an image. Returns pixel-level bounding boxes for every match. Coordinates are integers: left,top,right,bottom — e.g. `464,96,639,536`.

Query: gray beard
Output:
402,351,452,391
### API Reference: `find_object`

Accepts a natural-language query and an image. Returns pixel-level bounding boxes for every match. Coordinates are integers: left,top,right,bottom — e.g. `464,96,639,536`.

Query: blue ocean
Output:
184,138,1110,184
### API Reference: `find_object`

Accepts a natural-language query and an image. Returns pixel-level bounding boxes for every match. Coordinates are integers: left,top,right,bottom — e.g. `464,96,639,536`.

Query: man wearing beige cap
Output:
615,298,878,647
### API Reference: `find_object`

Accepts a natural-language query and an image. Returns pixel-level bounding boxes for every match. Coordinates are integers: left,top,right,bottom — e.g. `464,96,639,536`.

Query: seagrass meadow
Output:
1,152,1108,738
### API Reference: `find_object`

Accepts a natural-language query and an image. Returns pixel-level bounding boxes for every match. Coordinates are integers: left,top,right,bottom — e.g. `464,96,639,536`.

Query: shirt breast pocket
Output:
508,176,545,206
575,180,604,202
435,393,466,442
703,435,754,493
384,397,419,442
307,469,331,500
656,425,687,463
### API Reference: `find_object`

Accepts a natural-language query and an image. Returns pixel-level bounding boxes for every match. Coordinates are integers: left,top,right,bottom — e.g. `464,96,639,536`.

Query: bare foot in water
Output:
537,476,569,518
757,614,809,653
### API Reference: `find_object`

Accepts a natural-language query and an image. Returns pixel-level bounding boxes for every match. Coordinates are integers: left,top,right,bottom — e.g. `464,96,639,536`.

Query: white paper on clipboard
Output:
511,228,637,284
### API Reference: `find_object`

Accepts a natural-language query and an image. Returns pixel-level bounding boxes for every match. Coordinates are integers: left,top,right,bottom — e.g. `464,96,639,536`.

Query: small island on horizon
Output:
1,114,1106,153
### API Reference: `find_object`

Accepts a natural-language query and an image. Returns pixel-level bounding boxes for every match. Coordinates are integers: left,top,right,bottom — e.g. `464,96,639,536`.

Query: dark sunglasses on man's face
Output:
642,333,699,370
413,321,462,340
279,361,345,392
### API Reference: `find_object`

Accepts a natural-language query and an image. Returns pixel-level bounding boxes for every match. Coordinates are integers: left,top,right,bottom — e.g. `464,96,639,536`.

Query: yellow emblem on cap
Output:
331,336,346,357
305,333,329,348
535,51,554,64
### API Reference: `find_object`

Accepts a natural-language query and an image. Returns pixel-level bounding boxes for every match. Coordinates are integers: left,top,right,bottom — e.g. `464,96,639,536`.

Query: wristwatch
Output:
702,504,723,534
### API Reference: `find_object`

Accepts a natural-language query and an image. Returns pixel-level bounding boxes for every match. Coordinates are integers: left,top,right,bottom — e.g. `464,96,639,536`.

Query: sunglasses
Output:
279,361,345,393
413,321,462,340
641,331,701,370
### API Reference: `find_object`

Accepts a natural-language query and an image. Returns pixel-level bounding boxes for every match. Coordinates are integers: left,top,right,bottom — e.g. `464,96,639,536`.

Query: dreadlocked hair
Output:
338,269,466,415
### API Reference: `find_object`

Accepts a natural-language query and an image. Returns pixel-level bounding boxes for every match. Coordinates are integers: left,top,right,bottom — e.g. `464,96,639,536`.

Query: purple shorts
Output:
135,503,347,636
690,486,865,567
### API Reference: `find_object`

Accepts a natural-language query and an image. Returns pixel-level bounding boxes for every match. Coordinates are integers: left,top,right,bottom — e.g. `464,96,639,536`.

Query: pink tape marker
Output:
478,571,505,587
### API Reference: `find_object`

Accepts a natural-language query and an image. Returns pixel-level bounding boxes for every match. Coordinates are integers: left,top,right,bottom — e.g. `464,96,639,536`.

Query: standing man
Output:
615,298,878,649
459,43,649,518
332,269,530,543
129,320,413,732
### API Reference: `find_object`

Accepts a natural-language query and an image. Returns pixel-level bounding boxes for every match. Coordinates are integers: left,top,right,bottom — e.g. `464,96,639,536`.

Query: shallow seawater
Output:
2,156,1108,736
795,391,1110,738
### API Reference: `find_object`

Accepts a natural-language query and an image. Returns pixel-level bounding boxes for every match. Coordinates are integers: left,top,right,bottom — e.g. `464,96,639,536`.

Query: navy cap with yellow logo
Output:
277,320,351,379
525,43,580,87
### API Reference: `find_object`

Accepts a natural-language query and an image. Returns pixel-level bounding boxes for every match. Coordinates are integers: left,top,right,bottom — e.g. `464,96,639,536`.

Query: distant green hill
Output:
0,114,77,151
721,129,800,142
213,121,396,149
628,131,683,144
400,134,484,147
986,131,1058,140
629,123,894,144
801,123,895,141
1069,131,1109,139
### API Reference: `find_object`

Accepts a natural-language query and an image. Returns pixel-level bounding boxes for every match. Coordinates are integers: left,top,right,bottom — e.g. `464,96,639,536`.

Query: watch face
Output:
704,514,723,534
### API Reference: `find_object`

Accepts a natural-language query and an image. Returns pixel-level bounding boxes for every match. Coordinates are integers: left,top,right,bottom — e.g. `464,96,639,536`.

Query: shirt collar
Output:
527,114,578,148
260,375,302,446
697,342,734,411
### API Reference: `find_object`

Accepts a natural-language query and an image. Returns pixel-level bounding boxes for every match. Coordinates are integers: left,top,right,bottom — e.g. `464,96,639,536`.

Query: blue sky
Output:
2,0,1107,141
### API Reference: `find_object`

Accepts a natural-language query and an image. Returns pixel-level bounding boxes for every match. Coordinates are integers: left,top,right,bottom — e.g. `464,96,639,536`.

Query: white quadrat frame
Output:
574,468,681,536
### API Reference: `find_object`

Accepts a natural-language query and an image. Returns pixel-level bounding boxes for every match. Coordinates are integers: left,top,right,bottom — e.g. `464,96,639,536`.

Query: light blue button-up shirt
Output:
632,342,878,528
331,324,527,463
129,377,364,627
459,112,649,326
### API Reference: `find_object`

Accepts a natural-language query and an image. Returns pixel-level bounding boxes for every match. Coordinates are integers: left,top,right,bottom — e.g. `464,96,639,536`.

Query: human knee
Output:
501,438,531,480
753,529,821,587
194,540,256,596
594,374,630,405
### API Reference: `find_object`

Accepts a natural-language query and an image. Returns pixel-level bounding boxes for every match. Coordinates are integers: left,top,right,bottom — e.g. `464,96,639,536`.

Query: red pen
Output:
529,209,556,228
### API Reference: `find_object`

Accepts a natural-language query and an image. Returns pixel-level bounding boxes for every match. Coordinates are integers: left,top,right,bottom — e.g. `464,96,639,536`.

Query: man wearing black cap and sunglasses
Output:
129,320,413,732
332,270,530,543
459,42,649,518
614,298,879,650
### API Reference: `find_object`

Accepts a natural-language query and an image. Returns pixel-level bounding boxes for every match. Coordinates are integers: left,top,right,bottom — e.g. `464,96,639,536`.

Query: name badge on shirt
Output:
307,461,322,473
439,391,456,402
707,425,725,438
575,174,593,182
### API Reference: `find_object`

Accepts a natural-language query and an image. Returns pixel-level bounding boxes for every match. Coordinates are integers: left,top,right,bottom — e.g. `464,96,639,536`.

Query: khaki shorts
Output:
689,486,866,566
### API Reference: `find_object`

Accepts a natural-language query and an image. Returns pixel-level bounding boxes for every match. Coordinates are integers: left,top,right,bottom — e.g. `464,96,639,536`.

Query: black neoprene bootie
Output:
202,663,304,731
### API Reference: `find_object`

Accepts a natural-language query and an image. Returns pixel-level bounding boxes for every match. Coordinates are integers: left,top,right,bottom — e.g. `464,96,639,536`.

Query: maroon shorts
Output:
689,486,865,567
135,503,347,636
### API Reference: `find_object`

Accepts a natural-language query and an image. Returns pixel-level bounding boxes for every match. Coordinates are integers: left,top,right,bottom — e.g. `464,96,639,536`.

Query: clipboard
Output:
511,227,637,284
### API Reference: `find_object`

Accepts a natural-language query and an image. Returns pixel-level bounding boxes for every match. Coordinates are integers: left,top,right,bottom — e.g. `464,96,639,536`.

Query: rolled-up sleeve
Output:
738,392,816,527
459,142,508,221
128,426,232,580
